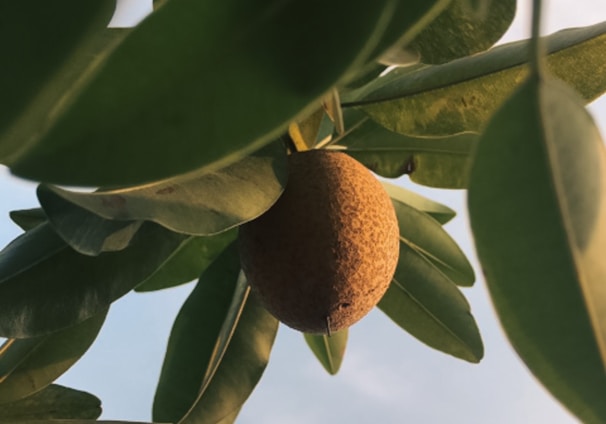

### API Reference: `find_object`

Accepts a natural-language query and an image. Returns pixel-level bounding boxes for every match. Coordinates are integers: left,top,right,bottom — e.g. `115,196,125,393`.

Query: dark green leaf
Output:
0,310,106,404
336,113,476,188
0,222,187,338
153,244,279,424
408,0,516,64
136,230,237,292
5,0,443,186
378,243,483,362
381,182,456,224
0,1,118,158
468,73,606,422
37,142,287,253
9,209,47,231
392,199,474,286
0,384,101,421
304,330,348,375
343,21,606,137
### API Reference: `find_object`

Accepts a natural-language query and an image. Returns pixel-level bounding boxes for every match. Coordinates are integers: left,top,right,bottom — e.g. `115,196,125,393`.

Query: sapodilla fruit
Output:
238,149,399,334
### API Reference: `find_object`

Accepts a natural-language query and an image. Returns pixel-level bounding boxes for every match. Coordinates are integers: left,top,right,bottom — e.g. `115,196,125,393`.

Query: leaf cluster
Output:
1,0,606,422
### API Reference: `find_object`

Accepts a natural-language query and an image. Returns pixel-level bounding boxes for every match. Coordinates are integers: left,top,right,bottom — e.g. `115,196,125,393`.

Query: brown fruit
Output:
238,149,400,334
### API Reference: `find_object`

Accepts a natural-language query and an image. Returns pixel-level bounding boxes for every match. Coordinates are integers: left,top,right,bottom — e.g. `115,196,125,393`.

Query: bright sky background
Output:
2,1,606,423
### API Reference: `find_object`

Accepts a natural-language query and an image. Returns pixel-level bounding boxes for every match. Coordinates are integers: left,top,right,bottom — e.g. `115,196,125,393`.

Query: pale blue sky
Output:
2,1,606,423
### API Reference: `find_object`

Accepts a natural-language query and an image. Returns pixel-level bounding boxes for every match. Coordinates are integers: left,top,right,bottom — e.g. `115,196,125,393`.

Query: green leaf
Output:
468,73,606,422
179,286,277,424
9,209,47,231
407,0,516,64
153,244,279,424
136,229,237,292
37,142,287,252
392,199,474,286
304,330,348,375
381,182,456,224
0,310,107,404
0,1,118,157
5,0,444,187
336,112,476,188
0,222,187,338
343,21,606,137
378,242,483,363
0,384,101,421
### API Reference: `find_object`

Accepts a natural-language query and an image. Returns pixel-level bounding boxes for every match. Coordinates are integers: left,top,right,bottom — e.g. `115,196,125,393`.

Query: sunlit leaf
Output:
37,142,286,255
407,0,516,64
336,112,476,188
153,244,279,424
392,199,474,286
381,182,456,224
0,384,101,421
0,310,106,404
5,0,445,186
304,330,348,375
0,222,187,338
468,73,606,422
178,285,277,424
378,243,483,362
343,21,606,137
136,230,237,292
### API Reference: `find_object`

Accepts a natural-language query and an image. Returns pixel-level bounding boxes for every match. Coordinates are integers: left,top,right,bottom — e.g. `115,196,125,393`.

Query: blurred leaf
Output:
468,74,606,422
304,330,348,375
37,142,287,253
408,0,516,64
392,199,474,286
0,222,187,338
342,21,606,136
0,1,119,158
337,113,476,188
136,229,237,292
9,209,47,231
5,0,442,187
0,310,106,404
381,182,456,224
153,244,279,424
0,384,101,421
378,242,483,362
364,1,450,66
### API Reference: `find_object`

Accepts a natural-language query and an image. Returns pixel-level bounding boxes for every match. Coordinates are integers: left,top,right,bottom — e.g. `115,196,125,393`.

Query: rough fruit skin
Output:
238,150,399,334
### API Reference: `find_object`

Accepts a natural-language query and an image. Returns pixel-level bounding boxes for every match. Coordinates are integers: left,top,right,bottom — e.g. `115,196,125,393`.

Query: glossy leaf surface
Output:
381,182,456,224
468,74,606,422
343,21,606,137
136,229,237,292
0,384,101,421
5,0,435,186
408,0,516,63
0,222,187,338
304,330,348,375
337,114,476,188
378,243,483,362
37,142,287,255
0,310,107,403
393,199,474,286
